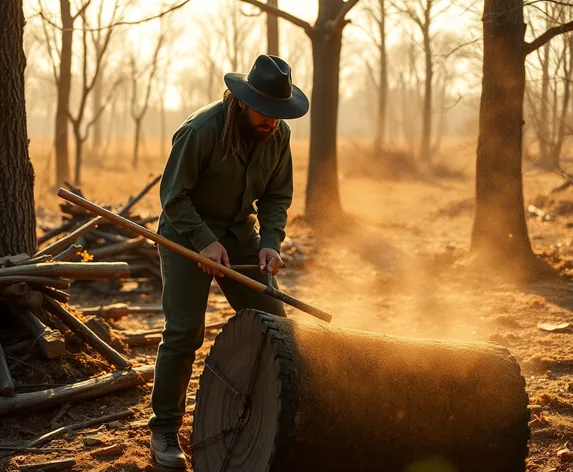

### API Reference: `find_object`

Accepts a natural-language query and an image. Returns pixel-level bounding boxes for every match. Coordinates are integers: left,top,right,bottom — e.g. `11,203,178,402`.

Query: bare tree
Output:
360,0,388,153
68,0,128,184
129,18,169,169
1,1,36,256
241,0,361,223
471,0,573,278
267,0,279,55
38,0,91,187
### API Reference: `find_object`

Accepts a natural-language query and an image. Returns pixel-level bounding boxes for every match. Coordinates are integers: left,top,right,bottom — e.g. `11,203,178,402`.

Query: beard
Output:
238,107,279,142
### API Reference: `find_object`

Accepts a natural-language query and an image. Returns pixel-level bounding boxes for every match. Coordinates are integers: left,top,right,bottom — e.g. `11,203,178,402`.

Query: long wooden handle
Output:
57,189,333,323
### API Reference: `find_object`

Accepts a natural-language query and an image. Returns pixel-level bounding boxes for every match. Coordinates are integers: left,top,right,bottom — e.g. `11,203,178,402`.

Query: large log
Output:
0,341,14,396
192,310,530,472
0,276,70,290
12,309,65,359
0,261,129,280
0,365,154,417
43,296,131,369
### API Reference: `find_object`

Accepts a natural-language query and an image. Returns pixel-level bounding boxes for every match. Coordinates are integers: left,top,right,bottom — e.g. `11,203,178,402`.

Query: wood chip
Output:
89,443,123,457
537,322,571,333
557,448,573,462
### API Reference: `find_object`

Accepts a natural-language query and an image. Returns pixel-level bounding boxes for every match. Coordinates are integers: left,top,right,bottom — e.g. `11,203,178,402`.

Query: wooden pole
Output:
57,189,333,323
0,261,129,280
0,365,153,417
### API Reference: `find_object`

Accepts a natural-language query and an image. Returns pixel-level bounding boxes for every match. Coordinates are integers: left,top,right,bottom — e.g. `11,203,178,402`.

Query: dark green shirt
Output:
158,100,293,253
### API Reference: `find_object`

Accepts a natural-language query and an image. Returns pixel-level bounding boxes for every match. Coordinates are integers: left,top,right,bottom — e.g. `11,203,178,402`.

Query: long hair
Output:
220,89,242,159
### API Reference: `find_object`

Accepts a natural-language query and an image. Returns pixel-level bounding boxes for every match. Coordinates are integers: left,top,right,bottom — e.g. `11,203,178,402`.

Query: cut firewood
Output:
0,276,70,290
0,261,129,280
35,285,70,304
53,244,83,262
43,296,131,369
0,282,28,297
78,302,163,320
88,236,146,259
0,365,153,417
10,308,65,359
25,409,134,449
18,458,76,471
0,341,15,396
7,291,44,310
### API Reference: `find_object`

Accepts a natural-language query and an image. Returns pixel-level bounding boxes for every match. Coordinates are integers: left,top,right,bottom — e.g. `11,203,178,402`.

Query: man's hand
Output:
259,248,283,276
199,241,230,277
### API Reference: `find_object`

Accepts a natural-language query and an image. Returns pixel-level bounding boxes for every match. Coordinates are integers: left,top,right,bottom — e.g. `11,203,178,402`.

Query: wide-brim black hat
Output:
224,55,309,120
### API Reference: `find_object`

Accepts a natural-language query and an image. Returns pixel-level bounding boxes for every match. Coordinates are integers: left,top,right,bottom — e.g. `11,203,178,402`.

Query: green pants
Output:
148,222,286,433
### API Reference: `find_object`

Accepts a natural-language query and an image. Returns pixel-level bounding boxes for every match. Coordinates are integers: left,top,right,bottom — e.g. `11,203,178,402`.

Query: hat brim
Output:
224,73,309,120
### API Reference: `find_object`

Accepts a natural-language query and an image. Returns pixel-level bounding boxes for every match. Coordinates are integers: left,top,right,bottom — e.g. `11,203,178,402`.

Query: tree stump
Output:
192,310,529,472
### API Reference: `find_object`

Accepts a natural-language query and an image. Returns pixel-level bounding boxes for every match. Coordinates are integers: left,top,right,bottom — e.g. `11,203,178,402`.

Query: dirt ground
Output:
1,138,573,471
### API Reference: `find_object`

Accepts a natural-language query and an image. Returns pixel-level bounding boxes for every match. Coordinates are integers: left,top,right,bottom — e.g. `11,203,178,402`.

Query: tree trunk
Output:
538,39,550,165
0,1,37,256
471,0,537,275
266,0,280,56
373,0,387,154
54,0,72,187
305,0,344,222
420,23,433,164
73,125,83,185
92,69,103,157
133,118,142,169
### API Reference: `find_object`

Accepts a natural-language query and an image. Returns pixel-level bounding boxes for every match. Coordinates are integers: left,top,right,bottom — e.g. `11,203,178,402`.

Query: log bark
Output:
12,308,65,359
35,285,71,303
25,409,133,448
43,296,131,369
0,365,154,417
0,276,70,290
0,261,129,280
0,341,15,396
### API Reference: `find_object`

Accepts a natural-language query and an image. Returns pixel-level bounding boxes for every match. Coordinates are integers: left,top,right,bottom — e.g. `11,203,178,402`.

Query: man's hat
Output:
224,55,309,120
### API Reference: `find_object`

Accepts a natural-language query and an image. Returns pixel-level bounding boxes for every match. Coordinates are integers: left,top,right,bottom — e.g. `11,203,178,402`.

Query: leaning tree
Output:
240,0,360,223
471,0,573,278
0,1,36,256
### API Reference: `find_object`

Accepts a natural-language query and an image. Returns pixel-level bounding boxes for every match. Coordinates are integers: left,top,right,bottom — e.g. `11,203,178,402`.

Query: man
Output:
149,55,309,468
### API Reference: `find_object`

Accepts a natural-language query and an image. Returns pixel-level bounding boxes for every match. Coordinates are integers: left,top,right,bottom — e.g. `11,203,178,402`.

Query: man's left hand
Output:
259,248,283,276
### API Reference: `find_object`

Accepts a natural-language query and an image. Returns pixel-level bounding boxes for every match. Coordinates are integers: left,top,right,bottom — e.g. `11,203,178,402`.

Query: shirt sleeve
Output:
159,125,218,251
256,129,294,253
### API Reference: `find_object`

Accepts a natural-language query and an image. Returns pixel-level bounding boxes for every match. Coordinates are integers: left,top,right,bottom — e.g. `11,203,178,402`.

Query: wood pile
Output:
0,177,163,417
37,177,162,291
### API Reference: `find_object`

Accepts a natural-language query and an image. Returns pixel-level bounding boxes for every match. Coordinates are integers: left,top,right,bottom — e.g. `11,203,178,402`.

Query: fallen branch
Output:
78,302,163,320
35,285,71,304
88,236,146,259
0,365,153,417
25,409,134,448
18,458,76,471
0,276,70,290
53,244,83,262
0,261,129,280
43,296,131,369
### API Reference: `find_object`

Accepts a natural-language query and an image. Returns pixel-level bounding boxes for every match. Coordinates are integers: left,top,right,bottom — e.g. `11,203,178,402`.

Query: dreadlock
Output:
220,89,242,159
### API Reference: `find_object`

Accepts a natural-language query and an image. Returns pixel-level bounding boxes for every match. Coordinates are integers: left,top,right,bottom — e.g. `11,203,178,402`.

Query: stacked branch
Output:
37,177,163,290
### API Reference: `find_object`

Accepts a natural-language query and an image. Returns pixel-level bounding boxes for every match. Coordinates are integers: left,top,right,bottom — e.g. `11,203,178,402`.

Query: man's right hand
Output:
198,241,230,277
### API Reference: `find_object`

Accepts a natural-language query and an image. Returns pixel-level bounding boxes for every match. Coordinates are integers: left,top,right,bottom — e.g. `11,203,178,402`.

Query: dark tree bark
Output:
240,0,359,224
267,0,280,56
420,15,433,164
471,0,544,276
0,1,37,256
54,0,72,187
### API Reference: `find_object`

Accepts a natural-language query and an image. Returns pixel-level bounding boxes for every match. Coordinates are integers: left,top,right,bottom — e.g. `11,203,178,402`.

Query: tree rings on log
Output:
192,309,529,472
